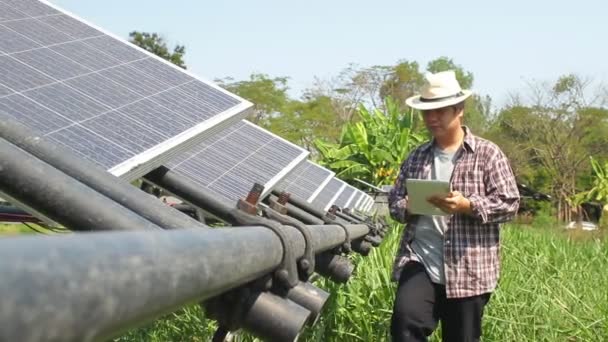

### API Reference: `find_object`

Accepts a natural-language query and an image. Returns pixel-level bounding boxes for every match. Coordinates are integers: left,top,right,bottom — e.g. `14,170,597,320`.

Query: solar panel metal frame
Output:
359,196,369,212
353,192,365,211
305,176,346,212
366,197,375,212
307,165,335,202
274,160,335,204
343,186,359,209
364,195,373,211
364,197,373,212
332,181,356,209
165,120,309,206
1,0,253,182
322,179,346,212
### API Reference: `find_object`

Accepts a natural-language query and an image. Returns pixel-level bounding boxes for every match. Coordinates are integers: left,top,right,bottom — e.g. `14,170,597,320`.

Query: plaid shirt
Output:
389,127,520,298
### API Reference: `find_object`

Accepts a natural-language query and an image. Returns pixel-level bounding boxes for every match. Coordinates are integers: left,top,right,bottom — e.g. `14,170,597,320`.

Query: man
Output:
388,71,520,342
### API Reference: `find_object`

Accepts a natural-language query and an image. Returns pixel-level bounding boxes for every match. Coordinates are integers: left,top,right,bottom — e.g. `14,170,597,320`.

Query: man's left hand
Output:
427,191,472,215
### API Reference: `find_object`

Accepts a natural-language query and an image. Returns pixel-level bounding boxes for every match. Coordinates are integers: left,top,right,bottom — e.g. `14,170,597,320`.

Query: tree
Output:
488,74,608,222
379,61,425,110
268,95,342,151
128,31,187,69
215,73,290,126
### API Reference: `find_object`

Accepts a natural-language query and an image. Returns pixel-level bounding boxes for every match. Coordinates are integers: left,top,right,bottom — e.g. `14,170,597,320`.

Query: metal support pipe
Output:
241,292,311,342
0,139,161,232
0,118,203,230
273,190,327,218
265,195,324,225
144,166,237,223
145,167,370,243
286,282,330,325
314,252,355,283
0,224,368,341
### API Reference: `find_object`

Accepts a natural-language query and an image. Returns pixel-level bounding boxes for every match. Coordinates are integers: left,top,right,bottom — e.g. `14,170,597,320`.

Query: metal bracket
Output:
233,183,299,290
263,206,315,281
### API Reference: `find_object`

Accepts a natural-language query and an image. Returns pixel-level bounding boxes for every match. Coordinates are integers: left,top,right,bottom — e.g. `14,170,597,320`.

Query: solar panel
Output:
363,197,373,212
353,191,366,210
274,160,334,203
343,186,359,209
310,178,345,212
333,182,355,209
165,120,309,205
366,197,375,212
0,0,252,181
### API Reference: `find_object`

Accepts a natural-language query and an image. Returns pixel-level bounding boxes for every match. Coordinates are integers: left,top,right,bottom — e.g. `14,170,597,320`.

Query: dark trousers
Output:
391,262,491,342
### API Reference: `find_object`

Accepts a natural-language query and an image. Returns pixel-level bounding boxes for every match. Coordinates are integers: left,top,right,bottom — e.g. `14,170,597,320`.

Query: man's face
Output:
421,105,463,138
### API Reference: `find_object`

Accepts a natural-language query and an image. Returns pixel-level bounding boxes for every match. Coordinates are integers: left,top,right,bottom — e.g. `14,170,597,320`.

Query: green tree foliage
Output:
487,74,608,221
268,95,342,151
379,61,425,108
216,73,290,126
314,97,427,186
128,31,186,69
579,158,608,203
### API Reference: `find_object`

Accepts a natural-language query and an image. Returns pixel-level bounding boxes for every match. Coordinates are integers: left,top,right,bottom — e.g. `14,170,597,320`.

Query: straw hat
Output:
405,71,472,110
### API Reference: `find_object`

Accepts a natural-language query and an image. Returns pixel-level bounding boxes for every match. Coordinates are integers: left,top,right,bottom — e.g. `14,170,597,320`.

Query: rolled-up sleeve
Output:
468,150,520,224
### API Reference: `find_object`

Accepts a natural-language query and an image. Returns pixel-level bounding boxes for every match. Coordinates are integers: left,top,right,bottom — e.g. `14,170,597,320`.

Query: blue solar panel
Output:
333,184,355,209
166,121,309,205
275,161,334,203
0,0,252,180
310,178,345,211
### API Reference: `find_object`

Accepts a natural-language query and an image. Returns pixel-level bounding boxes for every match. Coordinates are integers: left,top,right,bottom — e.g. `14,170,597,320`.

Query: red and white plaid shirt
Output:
389,127,520,298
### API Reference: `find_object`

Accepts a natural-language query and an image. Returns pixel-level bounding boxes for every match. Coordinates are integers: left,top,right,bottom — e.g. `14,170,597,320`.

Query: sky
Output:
50,0,608,108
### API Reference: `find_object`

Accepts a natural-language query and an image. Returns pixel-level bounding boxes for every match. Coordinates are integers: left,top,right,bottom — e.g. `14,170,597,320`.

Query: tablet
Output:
405,179,450,216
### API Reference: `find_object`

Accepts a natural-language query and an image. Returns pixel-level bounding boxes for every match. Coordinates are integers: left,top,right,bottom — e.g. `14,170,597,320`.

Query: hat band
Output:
419,91,465,103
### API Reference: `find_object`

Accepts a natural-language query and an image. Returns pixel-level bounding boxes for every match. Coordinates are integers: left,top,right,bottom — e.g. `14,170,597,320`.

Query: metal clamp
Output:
232,184,299,290
263,205,316,281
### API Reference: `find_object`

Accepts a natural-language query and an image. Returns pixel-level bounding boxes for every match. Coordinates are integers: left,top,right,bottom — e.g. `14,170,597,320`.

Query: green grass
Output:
115,222,608,341
0,223,38,235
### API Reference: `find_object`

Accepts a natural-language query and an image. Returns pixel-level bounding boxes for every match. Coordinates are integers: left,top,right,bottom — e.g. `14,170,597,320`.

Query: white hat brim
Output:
405,90,473,110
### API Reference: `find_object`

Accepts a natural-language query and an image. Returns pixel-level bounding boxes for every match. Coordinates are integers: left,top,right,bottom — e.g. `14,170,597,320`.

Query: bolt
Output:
244,183,265,205
278,191,291,205
299,259,310,271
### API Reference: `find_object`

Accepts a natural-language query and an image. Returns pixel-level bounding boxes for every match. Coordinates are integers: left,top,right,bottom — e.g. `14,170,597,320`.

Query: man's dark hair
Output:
452,100,465,112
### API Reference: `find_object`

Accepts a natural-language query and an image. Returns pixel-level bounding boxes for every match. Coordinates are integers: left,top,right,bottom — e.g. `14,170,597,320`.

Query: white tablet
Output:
405,179,450,216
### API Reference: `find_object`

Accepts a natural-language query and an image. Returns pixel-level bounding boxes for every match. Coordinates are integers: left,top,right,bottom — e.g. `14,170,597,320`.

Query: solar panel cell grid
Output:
333,185,355,208
311,178,343,210
0,0,250,179
275,161,334,202
167,121,308,204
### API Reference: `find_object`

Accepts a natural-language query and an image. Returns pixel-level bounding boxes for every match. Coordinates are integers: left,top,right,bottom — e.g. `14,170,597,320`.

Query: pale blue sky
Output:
50,0,607,107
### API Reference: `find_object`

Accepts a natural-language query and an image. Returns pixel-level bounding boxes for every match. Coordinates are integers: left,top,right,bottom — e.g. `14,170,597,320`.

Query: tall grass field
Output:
108,220,608,342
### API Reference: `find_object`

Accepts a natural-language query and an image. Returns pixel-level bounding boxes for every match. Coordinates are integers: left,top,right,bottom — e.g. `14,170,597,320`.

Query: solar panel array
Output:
166,120,308,205
333,183,355,209
0,0,375,221
0,0,251,180
274,161,334,203
310,178,345,211
353,191,366,210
